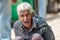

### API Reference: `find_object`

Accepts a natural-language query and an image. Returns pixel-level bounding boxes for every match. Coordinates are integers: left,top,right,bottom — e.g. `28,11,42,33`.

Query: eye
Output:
26,13,30,16
20,15,24,17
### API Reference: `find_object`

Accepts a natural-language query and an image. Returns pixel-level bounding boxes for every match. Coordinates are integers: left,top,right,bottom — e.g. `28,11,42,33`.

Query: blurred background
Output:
0,0,60,40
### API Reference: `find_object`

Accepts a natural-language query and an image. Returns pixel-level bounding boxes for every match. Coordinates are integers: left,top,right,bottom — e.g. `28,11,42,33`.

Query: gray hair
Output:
17,2,34,15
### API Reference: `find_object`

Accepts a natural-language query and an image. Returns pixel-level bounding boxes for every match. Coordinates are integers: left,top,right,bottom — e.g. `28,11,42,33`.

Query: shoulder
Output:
34,16,48,26
38,16,47,24
34,16,46,22
35,16,51,31
13,20,22,28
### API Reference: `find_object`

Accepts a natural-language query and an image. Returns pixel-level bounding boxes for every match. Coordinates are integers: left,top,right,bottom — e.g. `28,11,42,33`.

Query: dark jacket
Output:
13,16,55,40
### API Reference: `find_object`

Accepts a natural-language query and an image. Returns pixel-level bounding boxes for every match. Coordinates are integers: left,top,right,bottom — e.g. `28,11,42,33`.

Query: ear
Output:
31,12,35,17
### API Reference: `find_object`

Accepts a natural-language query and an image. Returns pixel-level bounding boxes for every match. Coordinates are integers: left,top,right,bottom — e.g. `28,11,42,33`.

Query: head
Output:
17,2,34,29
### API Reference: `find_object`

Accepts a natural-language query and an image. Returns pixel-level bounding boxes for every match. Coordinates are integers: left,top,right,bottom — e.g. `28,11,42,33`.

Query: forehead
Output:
20,9,30,12
19,10,31,15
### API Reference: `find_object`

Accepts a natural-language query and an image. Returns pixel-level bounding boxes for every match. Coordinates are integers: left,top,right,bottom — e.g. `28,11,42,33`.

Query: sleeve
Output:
41,26,55,40
38,17,55,40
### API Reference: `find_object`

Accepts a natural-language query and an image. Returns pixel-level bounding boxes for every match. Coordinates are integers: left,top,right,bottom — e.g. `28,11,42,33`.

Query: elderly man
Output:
13,2,55,40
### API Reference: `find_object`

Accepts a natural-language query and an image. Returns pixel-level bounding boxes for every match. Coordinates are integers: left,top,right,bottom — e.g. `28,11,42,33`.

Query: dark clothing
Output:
13,16,55,40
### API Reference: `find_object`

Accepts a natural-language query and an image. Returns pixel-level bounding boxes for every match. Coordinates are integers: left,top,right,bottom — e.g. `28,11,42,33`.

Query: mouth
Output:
23,20,32,25
24,21,30,24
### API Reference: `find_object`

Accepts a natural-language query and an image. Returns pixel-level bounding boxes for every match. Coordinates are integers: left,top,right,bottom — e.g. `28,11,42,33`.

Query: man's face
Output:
19,10,32,28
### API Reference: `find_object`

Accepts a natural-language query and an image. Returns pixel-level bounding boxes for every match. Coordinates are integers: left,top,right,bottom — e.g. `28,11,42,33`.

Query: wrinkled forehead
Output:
19,9,31,15
20,9,31,13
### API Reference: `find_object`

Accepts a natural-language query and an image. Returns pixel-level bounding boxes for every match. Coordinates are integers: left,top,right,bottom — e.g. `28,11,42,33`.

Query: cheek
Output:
28,16,32,20
19,17,24,22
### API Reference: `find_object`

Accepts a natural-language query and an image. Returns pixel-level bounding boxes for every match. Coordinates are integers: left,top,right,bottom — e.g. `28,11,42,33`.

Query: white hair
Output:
17,2,34,15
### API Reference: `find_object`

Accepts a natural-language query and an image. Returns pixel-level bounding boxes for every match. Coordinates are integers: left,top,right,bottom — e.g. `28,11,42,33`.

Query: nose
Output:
24,16,27,21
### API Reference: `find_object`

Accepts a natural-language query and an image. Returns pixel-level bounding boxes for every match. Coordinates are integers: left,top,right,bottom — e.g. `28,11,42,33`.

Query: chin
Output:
24,24,31,27
25,25,30,27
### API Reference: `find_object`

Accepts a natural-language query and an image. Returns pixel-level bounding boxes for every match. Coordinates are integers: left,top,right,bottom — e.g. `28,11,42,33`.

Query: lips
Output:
24,21,30,24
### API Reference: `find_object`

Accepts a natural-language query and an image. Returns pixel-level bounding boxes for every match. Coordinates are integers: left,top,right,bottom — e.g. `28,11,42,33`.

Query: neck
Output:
27,25,32,30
